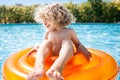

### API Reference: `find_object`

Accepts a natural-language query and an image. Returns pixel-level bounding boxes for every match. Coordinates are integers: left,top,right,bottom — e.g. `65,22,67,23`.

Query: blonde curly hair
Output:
34,3,75,27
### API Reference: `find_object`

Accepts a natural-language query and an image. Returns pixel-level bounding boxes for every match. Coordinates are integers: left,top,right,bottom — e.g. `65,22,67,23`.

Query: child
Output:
27,3,91,80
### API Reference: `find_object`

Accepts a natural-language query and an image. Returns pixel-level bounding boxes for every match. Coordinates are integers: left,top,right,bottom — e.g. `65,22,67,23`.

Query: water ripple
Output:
0,23,120,80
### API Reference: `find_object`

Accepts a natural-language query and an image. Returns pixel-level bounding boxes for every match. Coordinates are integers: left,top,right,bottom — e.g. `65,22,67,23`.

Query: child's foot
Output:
46,70,64,80
27,68,44,80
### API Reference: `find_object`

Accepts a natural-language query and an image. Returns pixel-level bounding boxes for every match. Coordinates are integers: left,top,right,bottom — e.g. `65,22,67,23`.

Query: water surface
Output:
0,23,120,79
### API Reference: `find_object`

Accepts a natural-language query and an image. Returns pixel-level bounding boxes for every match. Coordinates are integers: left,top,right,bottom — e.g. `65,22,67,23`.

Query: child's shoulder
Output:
65,28,73,30
65,28,77,36
66,28,75,32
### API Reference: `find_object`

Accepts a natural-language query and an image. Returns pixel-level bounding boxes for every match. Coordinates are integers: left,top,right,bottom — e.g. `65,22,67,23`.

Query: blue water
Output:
0,23,120,80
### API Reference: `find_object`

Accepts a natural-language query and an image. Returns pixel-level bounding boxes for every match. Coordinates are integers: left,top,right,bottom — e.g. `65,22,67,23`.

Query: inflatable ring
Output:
2,48,119,80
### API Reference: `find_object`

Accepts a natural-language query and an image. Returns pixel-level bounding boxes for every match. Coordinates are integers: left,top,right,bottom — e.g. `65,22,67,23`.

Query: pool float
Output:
2,47,119,80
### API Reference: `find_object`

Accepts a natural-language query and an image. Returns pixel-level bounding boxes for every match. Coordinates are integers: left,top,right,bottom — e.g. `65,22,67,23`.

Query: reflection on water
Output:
0,23,120,80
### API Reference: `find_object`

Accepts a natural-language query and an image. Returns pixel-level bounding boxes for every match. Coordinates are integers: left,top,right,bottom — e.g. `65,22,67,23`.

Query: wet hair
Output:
34,3,75,27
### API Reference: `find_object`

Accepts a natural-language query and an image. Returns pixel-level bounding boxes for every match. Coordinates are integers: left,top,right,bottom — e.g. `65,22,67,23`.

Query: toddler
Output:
27,3,91,80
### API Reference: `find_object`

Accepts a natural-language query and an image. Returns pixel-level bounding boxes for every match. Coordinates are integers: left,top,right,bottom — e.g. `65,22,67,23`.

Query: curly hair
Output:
34,3,75,27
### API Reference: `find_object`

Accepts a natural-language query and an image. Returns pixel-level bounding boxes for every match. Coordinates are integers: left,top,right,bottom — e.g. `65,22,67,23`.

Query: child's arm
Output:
76,43,91,60
26,32,49,56
70,29,91,60
26,46,39,56
44,31,49,39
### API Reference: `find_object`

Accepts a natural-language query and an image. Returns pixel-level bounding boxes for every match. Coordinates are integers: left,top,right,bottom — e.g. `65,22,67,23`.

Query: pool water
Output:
0,23,120,80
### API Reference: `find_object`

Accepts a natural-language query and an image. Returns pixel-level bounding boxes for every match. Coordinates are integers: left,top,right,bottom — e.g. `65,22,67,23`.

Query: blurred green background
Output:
0,0,120,23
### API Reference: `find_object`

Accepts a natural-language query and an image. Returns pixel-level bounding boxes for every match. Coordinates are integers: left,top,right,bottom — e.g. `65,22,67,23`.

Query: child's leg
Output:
46,39,74,80
27,40,53,80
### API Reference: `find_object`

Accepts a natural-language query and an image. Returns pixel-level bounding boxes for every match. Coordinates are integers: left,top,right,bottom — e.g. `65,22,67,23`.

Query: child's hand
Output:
76,45,92,61
82,50,92,61
26,46,39,56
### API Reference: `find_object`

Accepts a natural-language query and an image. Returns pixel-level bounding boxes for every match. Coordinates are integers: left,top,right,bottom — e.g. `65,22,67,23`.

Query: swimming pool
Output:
0,23,120,80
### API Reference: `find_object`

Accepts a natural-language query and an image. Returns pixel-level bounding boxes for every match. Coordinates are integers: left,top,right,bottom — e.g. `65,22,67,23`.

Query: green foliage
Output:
65,1,120,23
88,0,103,22
0,1,120,23
0,5,36,23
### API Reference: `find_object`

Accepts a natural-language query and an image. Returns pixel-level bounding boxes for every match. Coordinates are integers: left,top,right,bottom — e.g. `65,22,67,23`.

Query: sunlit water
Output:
0,23,120,80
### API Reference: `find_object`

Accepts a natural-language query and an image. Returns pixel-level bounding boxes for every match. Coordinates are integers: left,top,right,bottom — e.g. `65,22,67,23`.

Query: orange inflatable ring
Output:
2,47,119,80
